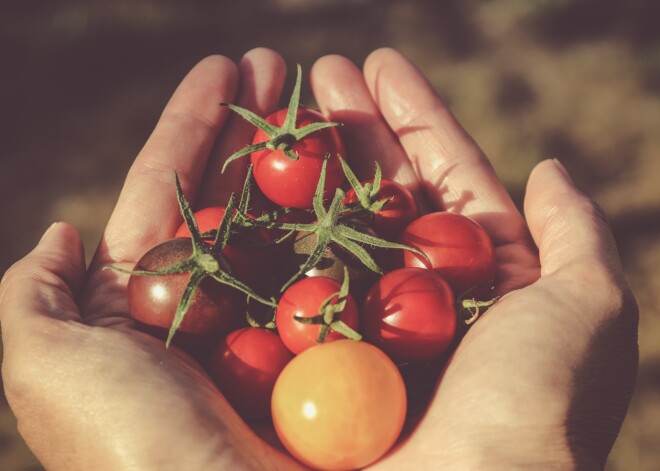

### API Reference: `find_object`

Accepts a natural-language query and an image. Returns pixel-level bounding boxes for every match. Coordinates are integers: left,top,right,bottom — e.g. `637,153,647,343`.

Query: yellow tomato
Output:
271,340,406,470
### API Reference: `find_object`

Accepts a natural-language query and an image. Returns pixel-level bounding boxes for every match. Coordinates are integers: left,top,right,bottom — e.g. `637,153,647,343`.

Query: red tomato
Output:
344,179,419,240
399,212,496,296
362,267,456,362
251,108,345,209
127,238,242,336
276,276,359,354
209,327,294,421
174,206,277,289
271,340,406,470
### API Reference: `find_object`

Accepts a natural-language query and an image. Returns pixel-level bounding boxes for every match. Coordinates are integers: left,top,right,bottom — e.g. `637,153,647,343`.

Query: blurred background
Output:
1,0,658,469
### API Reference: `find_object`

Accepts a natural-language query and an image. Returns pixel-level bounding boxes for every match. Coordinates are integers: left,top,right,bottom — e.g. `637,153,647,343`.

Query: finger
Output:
0,223,85,336
310,54,421,192
525,159,625,279
199,48,287,207
94,56,239,267
363,48,528,246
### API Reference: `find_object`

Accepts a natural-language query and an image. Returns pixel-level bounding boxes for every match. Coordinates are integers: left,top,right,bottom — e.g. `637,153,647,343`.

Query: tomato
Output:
362,267,456,362
251,108,345,209
209,327,294,421
344,179,419,241
271,340,406,470
399,212,496,296
292,229,381,303
174,206,278,290
127,238,242,336
276,276,359,354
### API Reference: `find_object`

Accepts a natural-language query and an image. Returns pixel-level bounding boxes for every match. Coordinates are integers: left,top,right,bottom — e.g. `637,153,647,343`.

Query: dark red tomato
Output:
344,179,419,241
362,267,456,362
208,327,294,421
174,206,277,290
276,276,359,355
399,212,496,297
251,108,345,209
127,238,242,336
292,230,381,304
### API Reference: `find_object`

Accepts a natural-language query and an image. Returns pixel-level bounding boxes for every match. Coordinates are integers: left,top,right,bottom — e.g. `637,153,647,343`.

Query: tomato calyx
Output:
292,268,362,343
458,296,500,326
109,173,276,347
220,64,342,171
338,155,391,216
239,159,425,291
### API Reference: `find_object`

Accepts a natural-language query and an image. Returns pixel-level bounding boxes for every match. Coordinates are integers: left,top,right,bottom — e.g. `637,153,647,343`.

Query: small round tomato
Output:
127,238,242,336
344,179,419,241
174,206,278,289
362,267,456,362
271,340,406,471
292,229,381,302
251,108,345,209
208,327,294,421
276,276,359,354
399,212,496,296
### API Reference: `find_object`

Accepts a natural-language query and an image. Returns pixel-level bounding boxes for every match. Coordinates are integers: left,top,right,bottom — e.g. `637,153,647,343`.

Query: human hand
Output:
0,47,638,471
308,48,638,470
0,48,306,471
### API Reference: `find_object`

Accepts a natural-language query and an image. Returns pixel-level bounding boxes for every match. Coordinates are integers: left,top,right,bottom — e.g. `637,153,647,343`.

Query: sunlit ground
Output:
1,1,659,469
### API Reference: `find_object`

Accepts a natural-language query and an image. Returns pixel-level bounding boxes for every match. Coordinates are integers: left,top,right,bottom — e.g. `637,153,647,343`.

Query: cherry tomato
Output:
399,212,496,296
344,179,419,240
292,228,382,303
251,108,345,209
208,327,294,421
174,206,278,290
127,238,242,336
276,276,359,354
271,340,406,470
362,267,456,362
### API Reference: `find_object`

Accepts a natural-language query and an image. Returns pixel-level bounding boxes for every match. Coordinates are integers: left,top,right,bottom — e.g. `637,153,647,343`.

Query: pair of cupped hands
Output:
0,48,638,470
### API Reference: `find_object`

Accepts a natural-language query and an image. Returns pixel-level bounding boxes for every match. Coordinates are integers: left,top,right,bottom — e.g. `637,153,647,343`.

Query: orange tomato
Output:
271,340,406,471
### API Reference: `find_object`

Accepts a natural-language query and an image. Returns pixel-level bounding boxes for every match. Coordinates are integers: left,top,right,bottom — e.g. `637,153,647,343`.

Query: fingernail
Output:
40,222,60,242
553,159,574,185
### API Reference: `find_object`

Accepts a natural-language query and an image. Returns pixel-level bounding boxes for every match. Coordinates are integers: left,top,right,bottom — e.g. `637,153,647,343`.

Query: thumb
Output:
524,159,624,281
0,222,86,330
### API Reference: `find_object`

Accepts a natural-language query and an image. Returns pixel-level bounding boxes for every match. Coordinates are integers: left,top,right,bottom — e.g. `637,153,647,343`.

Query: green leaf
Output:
292,121,341,140
283,64,303,131
221,142,269,173
338,154,363,196
221,103,279,136
332,233,383,274
167,269,206,347
339,225,426,256
282,232,331,291
237,164,254,215
312,157,329,219
212,193,236,254
371,161,383,199
174,173,204,255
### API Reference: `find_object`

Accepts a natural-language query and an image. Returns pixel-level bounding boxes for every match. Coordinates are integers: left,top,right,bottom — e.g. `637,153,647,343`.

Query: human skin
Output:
0,47,638,470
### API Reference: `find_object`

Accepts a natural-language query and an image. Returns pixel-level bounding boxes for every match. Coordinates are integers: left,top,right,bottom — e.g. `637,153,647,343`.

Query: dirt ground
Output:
1,1,659,469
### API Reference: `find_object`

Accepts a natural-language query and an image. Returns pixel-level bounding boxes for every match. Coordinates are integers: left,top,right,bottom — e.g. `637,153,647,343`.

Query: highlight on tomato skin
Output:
399,211,496,297
271,340,407,471
362,267,457,363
